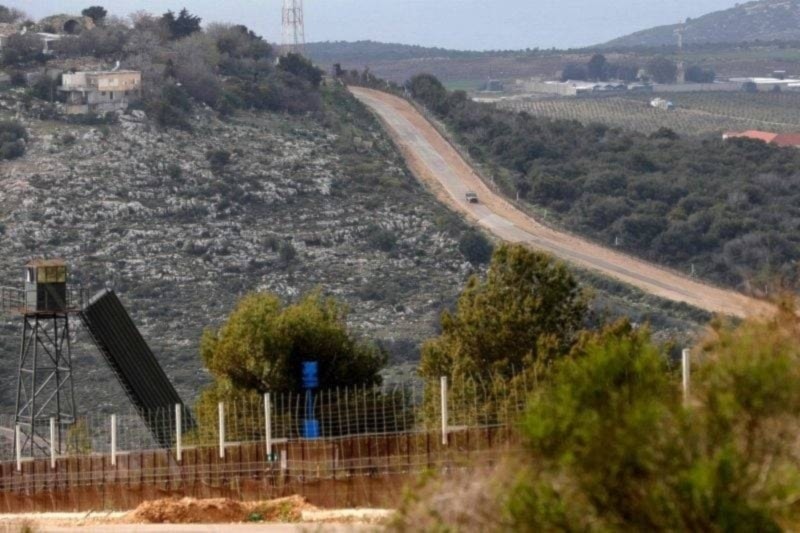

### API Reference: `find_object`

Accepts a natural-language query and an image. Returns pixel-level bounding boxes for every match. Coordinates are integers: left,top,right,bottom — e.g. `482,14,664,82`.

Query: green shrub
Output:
365,224,398,252
458,229,493,265
0,120,26,160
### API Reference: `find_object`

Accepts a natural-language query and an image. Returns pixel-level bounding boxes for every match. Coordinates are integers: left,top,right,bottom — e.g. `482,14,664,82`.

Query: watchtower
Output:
14,259,78,457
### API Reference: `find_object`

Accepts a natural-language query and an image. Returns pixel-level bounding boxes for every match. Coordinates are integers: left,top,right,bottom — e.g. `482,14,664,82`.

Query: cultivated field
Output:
496,92,800,136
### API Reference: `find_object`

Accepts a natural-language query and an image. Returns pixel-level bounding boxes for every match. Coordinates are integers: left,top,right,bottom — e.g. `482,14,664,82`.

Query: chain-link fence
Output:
0,373,532,465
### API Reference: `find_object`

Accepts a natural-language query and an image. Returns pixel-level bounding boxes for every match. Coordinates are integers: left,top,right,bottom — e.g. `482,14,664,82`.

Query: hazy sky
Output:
6,0,739,50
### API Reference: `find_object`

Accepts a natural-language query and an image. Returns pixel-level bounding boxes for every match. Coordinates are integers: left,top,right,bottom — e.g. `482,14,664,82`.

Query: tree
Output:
277,52,323,88
646,57,678,84
505,307,800,531
685,64,715,83
586,53,608,81
458,229,493,265
1,33,44,66
407,73,449,115
81,5,107,23
0,120,26,160
419,244,587,382
162,8,202,40
200,292,385,396
0,5,25,23
561,63,587,81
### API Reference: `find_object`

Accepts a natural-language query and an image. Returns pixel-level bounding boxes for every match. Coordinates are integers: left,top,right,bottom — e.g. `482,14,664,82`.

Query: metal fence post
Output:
111,414,117,466
440,376,449,446
175,404,182,463
15,424,21,472
264,393,272,461
218,402,226,459
682,348,691,405
49,417,56,469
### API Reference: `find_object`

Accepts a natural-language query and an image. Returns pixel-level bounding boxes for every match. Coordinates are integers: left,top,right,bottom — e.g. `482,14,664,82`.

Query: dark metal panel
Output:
79,290,193,448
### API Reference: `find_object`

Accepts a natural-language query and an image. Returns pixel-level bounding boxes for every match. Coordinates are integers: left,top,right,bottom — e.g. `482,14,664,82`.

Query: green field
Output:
497,92,800,136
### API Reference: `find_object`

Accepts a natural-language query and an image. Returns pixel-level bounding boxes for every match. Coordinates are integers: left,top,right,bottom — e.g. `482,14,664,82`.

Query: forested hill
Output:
604,0,800,48
305,41,498,66
405,73,800,295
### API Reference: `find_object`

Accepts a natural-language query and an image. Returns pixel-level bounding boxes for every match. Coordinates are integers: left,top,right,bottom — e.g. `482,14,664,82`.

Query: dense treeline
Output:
407,73,800,293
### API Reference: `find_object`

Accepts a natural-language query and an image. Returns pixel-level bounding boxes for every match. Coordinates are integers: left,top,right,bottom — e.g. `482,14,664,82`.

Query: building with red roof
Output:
723,130,800,147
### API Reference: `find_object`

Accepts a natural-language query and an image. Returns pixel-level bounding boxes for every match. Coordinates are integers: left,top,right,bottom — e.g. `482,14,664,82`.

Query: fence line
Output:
0,426,522,511
0,373,533,465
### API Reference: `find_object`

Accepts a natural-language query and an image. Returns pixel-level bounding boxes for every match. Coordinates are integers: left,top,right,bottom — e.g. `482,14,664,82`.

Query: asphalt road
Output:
350,87,773,319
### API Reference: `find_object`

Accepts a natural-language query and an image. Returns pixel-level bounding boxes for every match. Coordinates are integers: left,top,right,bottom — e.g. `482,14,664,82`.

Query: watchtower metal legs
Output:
14,314,77,458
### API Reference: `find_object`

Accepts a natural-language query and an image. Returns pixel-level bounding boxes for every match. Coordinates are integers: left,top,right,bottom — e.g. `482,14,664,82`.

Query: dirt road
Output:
350,87,772,319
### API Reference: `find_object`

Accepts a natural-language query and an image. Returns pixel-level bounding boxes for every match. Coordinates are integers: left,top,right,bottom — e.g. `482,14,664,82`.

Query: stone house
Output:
59,70,142,115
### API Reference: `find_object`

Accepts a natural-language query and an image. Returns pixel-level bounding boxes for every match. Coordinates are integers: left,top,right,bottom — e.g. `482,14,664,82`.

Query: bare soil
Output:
128,496,312,524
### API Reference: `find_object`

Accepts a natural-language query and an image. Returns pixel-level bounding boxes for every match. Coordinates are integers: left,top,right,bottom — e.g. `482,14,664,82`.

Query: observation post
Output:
5,260,83,457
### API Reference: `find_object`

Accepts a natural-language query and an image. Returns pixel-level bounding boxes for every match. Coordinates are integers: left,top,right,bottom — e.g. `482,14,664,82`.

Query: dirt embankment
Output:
128,496,311,524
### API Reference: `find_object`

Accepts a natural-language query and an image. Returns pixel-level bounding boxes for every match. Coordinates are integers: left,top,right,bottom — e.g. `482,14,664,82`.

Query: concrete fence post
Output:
682,348,691,405
440,376,449,446
110,414,117,466
49,417,56,470
175,404,182,463
218,402,226,459
15,424,21,472
264,392,272,461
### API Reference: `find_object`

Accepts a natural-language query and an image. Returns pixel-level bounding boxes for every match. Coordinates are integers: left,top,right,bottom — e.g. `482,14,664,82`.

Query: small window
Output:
25,268,34,283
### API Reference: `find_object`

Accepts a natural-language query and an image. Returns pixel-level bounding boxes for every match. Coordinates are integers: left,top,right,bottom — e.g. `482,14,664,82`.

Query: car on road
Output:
465,191,479,204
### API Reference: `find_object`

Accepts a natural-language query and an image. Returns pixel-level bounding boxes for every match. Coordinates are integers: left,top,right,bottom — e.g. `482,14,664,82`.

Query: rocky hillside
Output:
604,0,800,48
0,85,482,411
0,84,706,414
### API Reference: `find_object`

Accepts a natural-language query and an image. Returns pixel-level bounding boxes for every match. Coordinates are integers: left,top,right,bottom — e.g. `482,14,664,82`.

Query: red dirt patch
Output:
128,496,313,524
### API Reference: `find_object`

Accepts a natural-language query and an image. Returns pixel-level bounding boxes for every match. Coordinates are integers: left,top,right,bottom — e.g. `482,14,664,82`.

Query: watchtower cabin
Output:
24,259,68,314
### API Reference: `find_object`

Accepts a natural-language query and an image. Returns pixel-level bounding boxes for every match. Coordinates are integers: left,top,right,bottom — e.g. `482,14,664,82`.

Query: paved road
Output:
350,87,773,318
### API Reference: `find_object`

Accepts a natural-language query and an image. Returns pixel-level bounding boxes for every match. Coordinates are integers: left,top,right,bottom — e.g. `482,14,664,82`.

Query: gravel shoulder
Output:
350,86,773,318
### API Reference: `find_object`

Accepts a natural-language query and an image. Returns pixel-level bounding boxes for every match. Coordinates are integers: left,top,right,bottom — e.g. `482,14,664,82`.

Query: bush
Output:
206,149,231,173
277,53,323,88
365,224,398,252
148,85,192,130
1,33,45,66
0,120,27,160
458,229,493,265
507,308,800,531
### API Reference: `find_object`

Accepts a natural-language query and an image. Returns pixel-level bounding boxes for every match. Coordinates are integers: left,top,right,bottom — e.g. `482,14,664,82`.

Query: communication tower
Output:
282,0,306,54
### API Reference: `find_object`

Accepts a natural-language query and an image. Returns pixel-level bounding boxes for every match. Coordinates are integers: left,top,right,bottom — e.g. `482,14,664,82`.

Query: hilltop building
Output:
59,70,142,115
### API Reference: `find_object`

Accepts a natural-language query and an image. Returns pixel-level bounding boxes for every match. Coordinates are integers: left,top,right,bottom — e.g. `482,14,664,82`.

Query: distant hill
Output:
305,40,492,66
604,0,800,48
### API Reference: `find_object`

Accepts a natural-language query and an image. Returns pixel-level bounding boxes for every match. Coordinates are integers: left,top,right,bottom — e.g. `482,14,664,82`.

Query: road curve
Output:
350,87,773,319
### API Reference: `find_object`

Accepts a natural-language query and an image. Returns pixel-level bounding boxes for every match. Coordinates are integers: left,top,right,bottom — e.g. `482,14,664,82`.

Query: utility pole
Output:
282,0,306,55
674,21,686,83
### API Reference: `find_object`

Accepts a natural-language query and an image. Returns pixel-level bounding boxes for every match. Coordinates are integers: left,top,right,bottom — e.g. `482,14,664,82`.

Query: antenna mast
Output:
674,20,686,83
282,0,306,55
